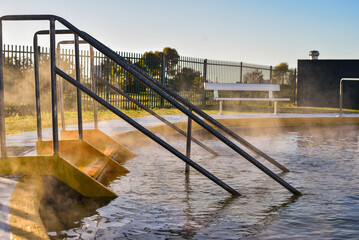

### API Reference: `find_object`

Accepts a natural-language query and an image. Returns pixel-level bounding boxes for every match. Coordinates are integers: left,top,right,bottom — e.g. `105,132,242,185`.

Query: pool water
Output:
49,125,359,239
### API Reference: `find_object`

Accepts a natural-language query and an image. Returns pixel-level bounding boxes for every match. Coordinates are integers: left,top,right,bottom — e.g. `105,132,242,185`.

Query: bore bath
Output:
44,123,359,240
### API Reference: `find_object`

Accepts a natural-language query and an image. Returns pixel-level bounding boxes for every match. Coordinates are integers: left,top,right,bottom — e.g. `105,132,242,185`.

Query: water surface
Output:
49,125,359,239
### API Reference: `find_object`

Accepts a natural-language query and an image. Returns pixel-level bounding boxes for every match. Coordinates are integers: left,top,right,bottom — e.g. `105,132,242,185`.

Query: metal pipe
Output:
57,44,65,131
94,74,217,156
56,67,240,196
74,34,83,139
49,18,59,154
90,46,98,129
185,108,192,173
0,20,6,158
33,35,42,140
339,78,359,116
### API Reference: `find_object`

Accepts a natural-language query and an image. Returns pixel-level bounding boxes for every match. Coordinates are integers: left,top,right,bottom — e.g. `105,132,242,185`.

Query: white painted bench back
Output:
204,83,280,91
204,82,280,98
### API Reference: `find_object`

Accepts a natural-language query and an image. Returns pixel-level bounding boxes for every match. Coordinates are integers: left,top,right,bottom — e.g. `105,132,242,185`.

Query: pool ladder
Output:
0,15,301,197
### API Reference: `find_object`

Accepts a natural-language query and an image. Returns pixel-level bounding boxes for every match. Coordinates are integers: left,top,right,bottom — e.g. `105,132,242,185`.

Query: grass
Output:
5,103,359,135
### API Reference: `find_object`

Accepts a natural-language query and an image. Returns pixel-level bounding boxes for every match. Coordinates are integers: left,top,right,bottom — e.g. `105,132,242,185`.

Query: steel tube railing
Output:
33,34,42,140
94,74,218,156
74,34,83,139
49,18,59,154
90,47,98,129
339,78,359,116
56,67,241,196
185,109,192,173
0,15,301,196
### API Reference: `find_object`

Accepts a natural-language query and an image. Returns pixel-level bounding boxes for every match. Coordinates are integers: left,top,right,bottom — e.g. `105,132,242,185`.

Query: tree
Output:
140,51,161,75
272,62,289,84
243,69,264,83
169,67,201,91
162,47,179,76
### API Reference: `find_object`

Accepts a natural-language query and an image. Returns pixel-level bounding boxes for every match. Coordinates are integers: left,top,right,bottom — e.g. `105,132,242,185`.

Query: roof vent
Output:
309,50,319,60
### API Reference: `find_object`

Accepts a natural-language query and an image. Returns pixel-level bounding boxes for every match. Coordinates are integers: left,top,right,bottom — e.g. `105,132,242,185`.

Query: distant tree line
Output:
243,62,295,86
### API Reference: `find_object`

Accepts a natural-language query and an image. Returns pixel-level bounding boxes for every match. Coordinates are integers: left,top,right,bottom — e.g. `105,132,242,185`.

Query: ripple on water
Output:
49,125,359,239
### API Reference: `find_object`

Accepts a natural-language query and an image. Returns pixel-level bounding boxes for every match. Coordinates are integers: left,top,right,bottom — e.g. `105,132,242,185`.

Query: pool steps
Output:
61,129,136,164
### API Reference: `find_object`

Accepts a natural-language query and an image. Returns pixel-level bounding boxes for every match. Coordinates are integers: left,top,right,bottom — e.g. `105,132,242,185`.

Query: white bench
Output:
204,82,290,114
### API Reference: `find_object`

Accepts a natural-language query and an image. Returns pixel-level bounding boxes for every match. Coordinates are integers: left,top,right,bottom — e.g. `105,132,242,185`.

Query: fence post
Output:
270,66,273,83
202,59,207,108
160,53,165,108
240,62,243,83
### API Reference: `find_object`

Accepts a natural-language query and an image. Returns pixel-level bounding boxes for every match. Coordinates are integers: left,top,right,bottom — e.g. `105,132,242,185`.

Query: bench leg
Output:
219,100,223,115
274,101,278,114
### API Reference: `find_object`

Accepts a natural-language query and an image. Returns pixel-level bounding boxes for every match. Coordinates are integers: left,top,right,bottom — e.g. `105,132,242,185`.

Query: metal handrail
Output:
0,15,301,196
339,78,359,116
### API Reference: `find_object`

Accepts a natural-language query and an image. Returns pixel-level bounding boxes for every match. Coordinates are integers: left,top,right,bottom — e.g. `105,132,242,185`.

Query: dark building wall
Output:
297,60,359,109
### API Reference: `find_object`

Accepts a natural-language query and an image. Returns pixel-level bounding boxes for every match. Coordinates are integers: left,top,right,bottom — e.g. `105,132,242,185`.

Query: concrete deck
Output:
0,113,358,238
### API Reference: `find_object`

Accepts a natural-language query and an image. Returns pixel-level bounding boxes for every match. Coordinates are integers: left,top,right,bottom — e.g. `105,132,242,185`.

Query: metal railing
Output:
339,78,359,116
0,15,301,196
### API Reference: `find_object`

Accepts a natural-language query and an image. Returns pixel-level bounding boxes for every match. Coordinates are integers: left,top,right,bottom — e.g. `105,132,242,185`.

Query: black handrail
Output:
0,15,301,196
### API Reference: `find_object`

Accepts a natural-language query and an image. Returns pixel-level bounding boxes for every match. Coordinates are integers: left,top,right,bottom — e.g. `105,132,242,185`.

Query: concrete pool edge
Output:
5,114,359,239
111,115,359,148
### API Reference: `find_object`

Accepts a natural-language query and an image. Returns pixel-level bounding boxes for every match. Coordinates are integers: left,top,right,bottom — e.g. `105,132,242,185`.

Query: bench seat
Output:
204,82,290,114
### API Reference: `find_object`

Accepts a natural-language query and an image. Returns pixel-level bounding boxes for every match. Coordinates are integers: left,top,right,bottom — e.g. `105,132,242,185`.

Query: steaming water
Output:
49,125,359,239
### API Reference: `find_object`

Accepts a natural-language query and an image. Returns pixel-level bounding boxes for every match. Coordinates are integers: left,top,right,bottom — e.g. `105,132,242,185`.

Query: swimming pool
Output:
46,124,359,239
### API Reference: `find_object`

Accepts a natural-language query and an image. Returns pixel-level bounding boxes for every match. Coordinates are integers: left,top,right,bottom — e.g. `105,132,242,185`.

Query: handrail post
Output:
90,46,98,129
185,107,192,173
0,20,6,158
50,18,59,155
57,44,66,131
74,34,83,139
33,34,42,140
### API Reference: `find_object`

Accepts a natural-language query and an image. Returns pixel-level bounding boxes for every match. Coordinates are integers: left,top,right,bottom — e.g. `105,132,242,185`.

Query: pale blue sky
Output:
1,0,359,67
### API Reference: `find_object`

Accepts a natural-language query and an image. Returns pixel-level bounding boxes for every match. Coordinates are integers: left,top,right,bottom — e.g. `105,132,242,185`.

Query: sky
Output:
1,0,359,67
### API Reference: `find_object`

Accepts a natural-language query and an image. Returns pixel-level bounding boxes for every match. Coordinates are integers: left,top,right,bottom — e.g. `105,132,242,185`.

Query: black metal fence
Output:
2,44,296,114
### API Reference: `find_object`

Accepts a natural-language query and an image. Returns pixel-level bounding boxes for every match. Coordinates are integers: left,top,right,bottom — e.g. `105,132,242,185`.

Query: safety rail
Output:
0,15,301,196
